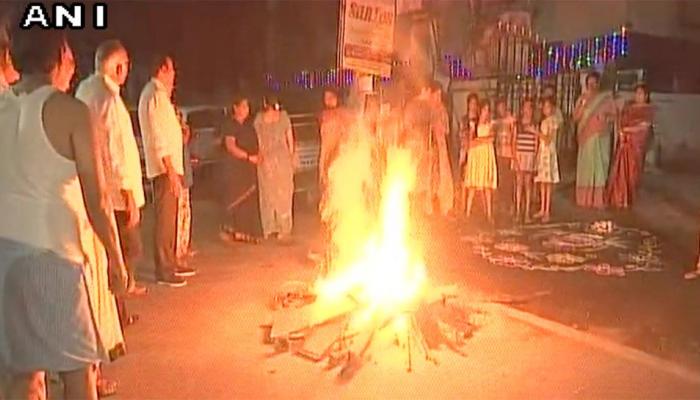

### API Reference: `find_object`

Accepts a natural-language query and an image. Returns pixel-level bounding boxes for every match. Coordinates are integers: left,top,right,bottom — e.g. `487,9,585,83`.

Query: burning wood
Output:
264,107,486,379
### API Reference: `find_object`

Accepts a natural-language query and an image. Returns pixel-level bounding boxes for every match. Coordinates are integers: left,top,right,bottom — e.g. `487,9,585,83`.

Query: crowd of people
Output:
0,27,305,399
0,25,698,400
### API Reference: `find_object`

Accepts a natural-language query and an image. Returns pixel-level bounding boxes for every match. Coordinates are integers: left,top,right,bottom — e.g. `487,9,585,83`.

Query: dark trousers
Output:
114,209,144,281
153,174,179,277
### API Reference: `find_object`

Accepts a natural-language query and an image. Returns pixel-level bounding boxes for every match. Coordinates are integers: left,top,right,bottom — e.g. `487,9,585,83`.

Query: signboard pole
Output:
337,0,346,71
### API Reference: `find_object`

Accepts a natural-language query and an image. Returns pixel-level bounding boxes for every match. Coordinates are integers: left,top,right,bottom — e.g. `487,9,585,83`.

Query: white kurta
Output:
76,73,145,210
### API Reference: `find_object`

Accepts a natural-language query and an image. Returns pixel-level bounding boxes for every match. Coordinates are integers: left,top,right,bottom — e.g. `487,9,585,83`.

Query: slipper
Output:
233,232,261,244
126,314,140,326
684,270,700,280
97,378,117,398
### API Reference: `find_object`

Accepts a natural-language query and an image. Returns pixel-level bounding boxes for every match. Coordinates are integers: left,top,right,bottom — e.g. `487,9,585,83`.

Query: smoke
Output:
320,115,419,276
321,120,377,271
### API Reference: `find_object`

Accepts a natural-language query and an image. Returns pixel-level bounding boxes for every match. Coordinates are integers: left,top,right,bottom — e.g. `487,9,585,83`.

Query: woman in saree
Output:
573,72,617,208
255,96,296,240
220,96,263,243
429,82,454,216
606,84,654,209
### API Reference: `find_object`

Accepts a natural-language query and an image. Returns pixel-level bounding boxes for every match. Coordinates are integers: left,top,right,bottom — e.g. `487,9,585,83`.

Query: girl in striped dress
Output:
464,101,497,223
513,99,538,223
534,98,561,222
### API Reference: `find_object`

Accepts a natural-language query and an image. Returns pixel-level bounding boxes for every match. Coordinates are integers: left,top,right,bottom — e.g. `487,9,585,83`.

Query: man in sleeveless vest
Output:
0,28,127,400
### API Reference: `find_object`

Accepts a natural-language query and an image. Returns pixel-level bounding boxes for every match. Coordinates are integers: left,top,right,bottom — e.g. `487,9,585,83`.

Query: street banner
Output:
339,0,396,77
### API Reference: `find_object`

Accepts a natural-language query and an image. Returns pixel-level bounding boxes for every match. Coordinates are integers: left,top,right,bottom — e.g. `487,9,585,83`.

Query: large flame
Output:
314,117,428,332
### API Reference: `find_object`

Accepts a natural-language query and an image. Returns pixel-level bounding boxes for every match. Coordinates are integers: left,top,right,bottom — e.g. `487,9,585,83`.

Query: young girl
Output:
464,101,497,223
493,98,516,217
513,99,538,223
458,93,480,210
534,98,561,222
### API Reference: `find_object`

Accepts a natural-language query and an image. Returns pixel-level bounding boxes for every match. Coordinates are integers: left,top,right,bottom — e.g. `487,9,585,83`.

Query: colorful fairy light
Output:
266,26,629,90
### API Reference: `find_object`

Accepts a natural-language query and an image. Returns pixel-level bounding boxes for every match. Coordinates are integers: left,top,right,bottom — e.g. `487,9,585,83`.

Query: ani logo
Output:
21,2,107,29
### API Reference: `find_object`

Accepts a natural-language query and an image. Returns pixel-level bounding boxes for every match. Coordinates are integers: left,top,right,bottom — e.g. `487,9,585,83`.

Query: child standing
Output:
513,99,538,223
458,93,480,211
534,98,561,223
493,99,516,218
464,101,497,223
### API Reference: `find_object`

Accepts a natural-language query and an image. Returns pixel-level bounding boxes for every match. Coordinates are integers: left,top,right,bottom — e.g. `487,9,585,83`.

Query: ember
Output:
264,113,485,379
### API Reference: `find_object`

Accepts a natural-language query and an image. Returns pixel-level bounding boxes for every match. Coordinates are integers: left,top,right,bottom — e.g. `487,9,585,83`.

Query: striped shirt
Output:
515,121,538,153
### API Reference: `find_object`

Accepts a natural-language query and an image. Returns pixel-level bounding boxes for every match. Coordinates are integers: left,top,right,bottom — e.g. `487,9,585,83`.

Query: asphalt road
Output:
102,200,700,399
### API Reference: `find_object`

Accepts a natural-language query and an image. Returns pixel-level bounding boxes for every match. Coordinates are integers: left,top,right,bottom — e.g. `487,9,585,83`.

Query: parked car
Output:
129,104,321,205
183,106,322,205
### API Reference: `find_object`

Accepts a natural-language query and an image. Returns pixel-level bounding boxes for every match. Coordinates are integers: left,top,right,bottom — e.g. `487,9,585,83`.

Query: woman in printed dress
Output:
464,101,497,223
254,96,296,240
607,83,654,209
534,98,561,223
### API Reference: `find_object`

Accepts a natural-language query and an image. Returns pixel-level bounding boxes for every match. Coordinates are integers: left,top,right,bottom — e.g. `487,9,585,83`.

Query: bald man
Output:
76,40,146,299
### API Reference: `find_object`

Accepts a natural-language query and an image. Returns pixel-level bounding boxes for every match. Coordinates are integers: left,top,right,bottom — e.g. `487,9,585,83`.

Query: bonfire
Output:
263,114,483,380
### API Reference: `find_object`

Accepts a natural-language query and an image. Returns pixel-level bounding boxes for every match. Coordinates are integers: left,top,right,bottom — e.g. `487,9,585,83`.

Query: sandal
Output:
97,378,118,398
126,282,148,297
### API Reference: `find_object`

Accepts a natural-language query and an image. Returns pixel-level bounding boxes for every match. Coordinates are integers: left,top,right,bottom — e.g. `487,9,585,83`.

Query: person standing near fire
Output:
175,103,195,266
0,28,127,399
463,100,497,223
513,98,539,223
533,97,561,223
255,95,296,240
219,95,263,244
76,40,147,300
492,98,516,218
458,93,480,211
428,81,454,216
318,88,353,197
138,54,196,287
402,79,434,214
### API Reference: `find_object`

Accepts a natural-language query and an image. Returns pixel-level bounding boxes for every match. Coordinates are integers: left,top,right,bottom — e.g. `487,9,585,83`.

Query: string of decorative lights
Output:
532,26,628,77
265,26,629,90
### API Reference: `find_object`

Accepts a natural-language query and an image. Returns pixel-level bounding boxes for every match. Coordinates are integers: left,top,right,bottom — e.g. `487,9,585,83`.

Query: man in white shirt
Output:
138,54,194,287
76,40,147,299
